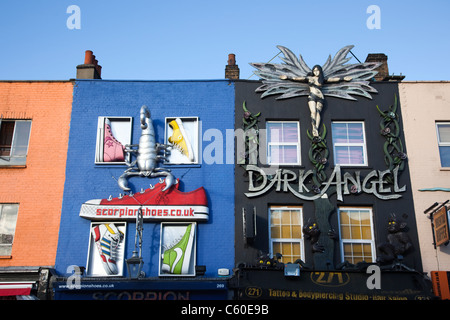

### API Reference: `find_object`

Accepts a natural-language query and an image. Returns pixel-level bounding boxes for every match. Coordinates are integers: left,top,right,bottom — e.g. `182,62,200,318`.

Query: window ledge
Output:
0,256,12,259
440,167,450,171
330,165,372,170
0,165,26,169
94,162,127,166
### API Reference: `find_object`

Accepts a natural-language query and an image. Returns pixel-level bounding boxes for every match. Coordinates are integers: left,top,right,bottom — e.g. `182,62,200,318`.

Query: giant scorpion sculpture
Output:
118,105,174,192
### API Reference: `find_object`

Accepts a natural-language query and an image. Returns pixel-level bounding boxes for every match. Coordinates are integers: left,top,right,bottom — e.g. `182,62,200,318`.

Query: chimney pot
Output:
77,50,102,79
228,53,236,66
84,50,94,64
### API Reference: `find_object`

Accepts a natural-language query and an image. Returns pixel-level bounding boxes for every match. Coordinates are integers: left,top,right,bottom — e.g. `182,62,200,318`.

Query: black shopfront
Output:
231,77,435,300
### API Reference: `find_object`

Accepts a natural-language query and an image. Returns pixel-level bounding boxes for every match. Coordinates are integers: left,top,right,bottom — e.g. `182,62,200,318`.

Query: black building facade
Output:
231,79,434,300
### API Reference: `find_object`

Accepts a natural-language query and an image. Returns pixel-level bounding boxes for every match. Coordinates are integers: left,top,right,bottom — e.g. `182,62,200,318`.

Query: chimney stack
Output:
225,53,240,80
76,50,102,79
365,53,405,81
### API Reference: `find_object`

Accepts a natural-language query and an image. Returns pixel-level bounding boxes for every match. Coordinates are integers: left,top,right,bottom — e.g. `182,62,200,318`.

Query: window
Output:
86,222,126,276
266,121,301,165
159,222,196,276
436,122,450,167
164,117,199,164
0,120,32,166
338,207,375,264
269,206,303,263
95,117,132,164
331,122,367,166
0,204,19,256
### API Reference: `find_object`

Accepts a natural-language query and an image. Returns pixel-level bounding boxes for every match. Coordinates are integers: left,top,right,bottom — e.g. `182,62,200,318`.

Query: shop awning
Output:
0,282,34,297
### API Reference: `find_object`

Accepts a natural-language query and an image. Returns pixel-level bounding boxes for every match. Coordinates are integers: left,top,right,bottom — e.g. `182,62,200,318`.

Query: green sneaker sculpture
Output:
161,224,194,274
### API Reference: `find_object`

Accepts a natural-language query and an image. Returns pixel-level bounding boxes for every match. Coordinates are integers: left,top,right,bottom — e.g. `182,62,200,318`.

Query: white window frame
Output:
95,116,132,164
337,207,376,264
436,122,450,167
0,120,32,166
164,117,199,164
332,121,368,167
266,121,301,166
0,204,19,256
159,222,197,277
268,206,304,263
86,222,127,277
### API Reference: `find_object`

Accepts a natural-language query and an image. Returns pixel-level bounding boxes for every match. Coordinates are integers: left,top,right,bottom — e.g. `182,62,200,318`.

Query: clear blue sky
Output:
1,0,449,81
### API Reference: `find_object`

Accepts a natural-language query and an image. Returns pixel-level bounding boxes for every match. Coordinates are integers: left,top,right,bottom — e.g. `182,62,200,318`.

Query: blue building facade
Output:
53,80,235,300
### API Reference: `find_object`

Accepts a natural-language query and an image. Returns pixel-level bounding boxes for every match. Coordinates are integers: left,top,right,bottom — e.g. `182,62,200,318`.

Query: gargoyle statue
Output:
377,213,412,264
256,252,283,269
303,218,337,253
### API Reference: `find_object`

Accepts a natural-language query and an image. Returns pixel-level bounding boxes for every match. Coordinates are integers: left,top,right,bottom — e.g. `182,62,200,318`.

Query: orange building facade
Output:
0,81,73,299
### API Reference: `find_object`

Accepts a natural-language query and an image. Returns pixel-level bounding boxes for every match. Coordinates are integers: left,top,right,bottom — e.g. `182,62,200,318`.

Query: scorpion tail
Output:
118,173,132,192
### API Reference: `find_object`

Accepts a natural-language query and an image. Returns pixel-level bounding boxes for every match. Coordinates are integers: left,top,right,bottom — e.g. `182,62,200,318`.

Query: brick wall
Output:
365,53,389,81
225,54,240,79
0,81,74,267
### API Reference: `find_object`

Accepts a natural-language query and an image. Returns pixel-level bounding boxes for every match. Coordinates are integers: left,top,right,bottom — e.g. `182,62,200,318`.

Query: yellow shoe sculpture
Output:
168,118,194,162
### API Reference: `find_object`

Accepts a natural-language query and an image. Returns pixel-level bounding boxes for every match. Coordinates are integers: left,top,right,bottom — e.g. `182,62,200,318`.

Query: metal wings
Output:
250,45,381,101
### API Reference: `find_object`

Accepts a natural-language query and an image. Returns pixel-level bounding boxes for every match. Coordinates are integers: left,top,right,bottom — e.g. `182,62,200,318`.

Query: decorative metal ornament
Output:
376,95,407,176
238,101,264,185
239,101,261,166
251,45,380,137
307,124,329,187
118,105,174,192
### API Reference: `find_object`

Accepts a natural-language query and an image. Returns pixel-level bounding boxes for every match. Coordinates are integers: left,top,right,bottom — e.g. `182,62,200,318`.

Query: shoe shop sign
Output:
79,181,209,221
80,204,209,221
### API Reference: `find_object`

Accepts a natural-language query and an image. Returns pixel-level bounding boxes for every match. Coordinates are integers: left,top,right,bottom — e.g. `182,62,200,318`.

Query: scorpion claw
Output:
118,174,132,192
162,173,175,192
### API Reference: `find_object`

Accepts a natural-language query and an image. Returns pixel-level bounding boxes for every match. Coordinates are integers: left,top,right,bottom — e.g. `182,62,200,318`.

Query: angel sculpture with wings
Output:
251,45,380,137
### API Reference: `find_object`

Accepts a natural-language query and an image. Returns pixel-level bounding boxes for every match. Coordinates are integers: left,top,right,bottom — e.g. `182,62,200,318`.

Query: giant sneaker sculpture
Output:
168,118,194,162
91,223,124,275
80,179,209,221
